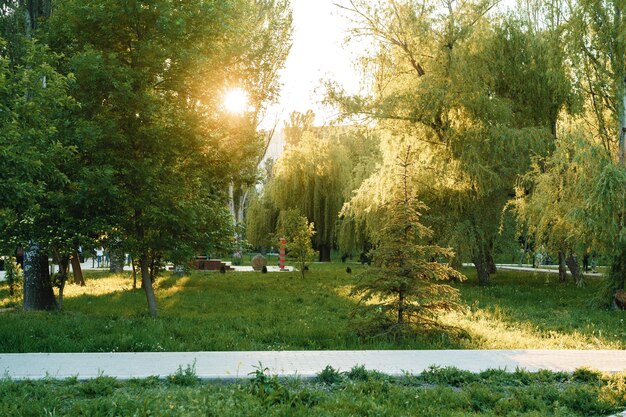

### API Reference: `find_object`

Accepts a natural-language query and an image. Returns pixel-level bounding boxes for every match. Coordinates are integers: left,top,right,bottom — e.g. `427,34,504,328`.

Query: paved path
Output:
1,350,625,381
0,258,295,281
495,264,603,277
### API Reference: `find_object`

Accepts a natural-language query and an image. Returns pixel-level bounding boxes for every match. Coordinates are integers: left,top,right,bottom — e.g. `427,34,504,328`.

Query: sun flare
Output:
223,88,249,114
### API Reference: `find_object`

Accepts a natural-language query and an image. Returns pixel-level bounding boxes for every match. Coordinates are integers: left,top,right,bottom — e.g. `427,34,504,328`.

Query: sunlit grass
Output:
0,263,623,352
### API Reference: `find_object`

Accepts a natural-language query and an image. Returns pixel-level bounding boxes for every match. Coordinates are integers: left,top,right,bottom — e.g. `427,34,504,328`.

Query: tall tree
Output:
40,0,292,317
332,0,561,285
567,0,626,297
268,125,352,261
0,0,76,310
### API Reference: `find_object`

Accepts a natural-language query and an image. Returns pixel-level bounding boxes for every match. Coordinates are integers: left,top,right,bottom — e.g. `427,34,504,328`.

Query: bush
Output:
168,362,199,386
315,365,343,385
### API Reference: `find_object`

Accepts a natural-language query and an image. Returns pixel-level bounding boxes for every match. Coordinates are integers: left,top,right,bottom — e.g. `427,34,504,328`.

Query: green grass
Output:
1,366,625,416
0,263,624,352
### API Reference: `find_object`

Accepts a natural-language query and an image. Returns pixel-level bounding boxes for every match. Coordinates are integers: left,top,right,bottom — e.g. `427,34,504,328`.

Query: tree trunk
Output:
141,252,157,318
70,249,85,286
109,250,125,273
565,253,584,286
472,253,490,286
23,242,56,311
397,291,404,324
56,252,70,310
558,250,567,283
318,243,331,262
450,249,462,270
487,250,497,274
131,257,137,289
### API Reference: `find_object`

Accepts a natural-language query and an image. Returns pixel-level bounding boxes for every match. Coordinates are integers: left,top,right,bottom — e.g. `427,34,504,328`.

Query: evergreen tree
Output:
350,146,464,336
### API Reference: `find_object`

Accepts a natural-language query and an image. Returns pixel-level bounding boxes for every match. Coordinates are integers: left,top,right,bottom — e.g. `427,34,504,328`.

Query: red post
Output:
279,237,286,271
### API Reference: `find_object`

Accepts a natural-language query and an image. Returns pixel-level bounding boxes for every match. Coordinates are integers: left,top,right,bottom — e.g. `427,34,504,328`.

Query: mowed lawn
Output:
0,263,624,352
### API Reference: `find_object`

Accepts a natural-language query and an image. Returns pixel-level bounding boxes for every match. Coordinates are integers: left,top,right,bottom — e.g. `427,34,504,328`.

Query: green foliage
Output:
572,367,604,384
268,127,351,260
0,35,77,253
515,128,626,301
246,191,279,250
330,1,569,286
168,363,199,387
315,365,343,385
1,367,625,417
350,147,465,337
3,256,22,298
276,210,316,279
249,364,318,407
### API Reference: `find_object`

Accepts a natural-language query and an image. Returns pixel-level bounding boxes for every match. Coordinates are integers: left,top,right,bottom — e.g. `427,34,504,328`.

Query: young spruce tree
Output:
350,147,465,336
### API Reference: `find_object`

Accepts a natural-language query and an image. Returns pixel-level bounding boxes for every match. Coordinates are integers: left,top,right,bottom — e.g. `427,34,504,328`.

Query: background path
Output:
1,350,625,381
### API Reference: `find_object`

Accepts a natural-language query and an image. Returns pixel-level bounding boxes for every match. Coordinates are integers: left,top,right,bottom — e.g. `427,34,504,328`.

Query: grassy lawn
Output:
0,263,624,352
1,366,625,416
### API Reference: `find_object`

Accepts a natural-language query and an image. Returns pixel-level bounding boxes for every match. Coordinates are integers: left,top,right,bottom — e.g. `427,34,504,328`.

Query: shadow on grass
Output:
0,266,468,352
453,268,625,349
2,265,620,353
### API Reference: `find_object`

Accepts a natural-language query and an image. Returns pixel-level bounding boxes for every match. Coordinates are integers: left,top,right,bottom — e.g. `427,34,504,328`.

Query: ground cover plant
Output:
0,263,624,352
0,366,625,416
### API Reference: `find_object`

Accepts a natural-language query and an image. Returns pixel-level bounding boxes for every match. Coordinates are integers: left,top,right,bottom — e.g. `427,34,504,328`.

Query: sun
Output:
223,88,249,114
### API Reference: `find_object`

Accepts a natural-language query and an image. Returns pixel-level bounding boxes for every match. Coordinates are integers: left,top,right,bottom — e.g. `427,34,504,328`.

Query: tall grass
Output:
0,264,623,352
1,367,625,416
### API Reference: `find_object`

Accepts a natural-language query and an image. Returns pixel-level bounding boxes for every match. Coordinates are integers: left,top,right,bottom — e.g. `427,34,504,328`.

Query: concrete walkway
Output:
495,263,603,278
0,258,295,281
1,350,625,381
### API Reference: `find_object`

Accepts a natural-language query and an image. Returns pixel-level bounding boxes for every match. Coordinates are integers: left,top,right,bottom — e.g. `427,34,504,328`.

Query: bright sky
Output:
260,0,364,130
261,0,517,131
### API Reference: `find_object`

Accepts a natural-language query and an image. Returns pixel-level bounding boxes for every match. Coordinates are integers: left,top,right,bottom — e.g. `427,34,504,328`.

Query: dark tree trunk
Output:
487,251,497,274
141,252,157,318
56,252,70,310
23,242,56,311
397,291,404,324
565,253,584,286
472,253,490,286
558,250,567,283
318,243,331,262
131,257,137,289
485,238,497,274
109,250,125,273
70,249,85,286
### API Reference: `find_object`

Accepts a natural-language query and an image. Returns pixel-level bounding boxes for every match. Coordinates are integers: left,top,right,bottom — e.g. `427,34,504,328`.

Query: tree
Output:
268,123,352,261
275,209,316,279
513,0,626,299
21,0,292,317
565,0,626,300
0,0,78,311
350,146,464,337
331,0,562,285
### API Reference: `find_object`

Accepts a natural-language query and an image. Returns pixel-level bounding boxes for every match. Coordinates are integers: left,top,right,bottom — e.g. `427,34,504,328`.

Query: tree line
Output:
0,0,292,317
247,0,625,307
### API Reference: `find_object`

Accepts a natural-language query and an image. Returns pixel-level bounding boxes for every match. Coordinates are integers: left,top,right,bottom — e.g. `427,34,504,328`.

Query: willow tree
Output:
331,0,563,285
514,0,626,299
566,0,626,297
268,127,352,261
513,132,588,285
